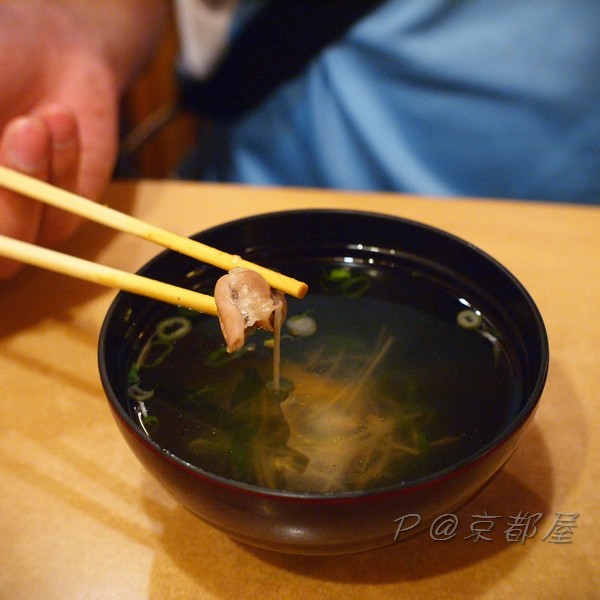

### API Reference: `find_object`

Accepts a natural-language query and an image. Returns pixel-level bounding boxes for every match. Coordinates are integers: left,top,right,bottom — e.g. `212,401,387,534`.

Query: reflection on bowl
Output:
99,210,548,555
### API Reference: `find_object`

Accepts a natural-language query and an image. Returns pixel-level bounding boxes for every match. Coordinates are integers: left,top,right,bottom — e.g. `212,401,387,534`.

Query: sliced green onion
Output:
325,267,353,281
140,340,174,368
127,384,154,402
155,316,192,342
340,276,370,298
286,314,317,337
141,415,160,435
204,342,256,367
457,309,483,330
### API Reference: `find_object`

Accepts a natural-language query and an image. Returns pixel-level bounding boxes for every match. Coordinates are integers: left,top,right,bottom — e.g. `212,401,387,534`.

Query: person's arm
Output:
0,0,169,278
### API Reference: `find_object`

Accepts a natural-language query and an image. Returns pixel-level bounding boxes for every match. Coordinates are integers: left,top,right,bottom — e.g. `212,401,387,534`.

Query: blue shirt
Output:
199,0,600,204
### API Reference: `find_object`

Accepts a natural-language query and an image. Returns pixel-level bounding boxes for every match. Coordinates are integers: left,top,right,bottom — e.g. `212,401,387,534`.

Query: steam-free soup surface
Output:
126,263,522,493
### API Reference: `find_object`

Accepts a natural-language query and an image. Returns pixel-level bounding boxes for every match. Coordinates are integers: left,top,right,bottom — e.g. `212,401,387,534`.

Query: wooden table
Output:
1,180,598,599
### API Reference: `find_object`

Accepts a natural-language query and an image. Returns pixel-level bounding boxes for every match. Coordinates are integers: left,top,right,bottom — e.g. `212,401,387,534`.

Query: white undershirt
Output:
173,0,238,78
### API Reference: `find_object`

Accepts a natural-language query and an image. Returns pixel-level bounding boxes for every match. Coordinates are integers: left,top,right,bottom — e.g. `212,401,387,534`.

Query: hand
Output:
0,109,85,276
0,1,166,279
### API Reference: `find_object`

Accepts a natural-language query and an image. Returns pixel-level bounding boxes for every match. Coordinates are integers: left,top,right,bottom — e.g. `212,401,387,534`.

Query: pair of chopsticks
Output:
0,166,308,315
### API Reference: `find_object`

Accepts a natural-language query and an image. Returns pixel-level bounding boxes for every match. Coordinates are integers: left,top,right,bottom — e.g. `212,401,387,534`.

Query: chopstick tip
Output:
295,282,309,299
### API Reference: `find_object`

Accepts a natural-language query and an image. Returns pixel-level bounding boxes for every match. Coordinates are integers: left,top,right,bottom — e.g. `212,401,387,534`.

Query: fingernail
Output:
5,117,49,172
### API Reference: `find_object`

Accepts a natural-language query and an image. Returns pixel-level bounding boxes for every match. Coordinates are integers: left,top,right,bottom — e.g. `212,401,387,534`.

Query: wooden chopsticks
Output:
0,233,220,315
0,166,308,314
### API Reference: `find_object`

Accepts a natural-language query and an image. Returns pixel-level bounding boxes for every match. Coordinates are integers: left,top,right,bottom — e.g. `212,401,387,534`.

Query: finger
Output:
43,104,80,190
37,105,83,246
0,116,49,278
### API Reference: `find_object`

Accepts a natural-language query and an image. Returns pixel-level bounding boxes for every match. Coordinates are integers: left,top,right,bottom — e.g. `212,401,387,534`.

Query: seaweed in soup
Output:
126,263,521,493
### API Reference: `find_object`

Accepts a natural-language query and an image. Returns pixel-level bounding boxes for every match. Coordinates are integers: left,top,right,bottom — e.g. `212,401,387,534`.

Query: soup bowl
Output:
98,210,548,555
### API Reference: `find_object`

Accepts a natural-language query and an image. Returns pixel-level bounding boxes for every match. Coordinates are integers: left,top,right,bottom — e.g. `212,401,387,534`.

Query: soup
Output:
125,262,522,494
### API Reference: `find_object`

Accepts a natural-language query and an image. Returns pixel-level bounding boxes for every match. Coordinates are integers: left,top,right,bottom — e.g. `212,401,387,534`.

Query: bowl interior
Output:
99,210,548,497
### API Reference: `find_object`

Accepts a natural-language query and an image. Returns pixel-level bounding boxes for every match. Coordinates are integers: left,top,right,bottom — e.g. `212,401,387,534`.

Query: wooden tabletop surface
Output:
1,180,598,599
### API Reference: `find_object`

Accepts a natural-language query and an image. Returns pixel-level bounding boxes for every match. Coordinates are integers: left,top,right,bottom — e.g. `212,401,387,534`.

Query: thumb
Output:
0,116,49,278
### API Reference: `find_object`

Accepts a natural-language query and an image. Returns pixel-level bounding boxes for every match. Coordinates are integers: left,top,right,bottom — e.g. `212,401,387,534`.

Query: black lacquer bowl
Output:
99,210,548,555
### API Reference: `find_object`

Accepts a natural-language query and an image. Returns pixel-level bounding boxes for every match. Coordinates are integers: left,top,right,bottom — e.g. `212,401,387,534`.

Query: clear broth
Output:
125,262,522,493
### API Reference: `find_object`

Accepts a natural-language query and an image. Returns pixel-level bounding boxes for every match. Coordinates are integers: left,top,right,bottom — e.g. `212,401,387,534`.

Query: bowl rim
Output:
98,208,549,503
